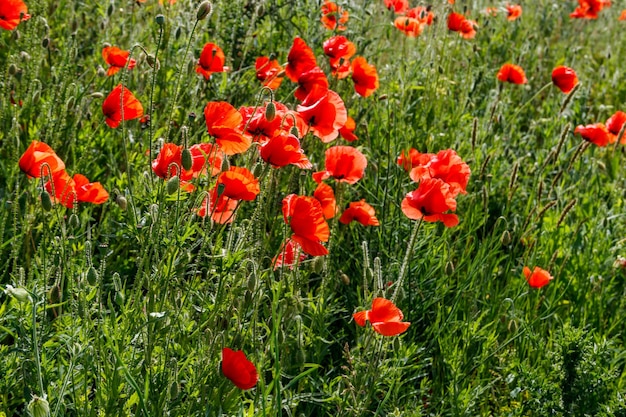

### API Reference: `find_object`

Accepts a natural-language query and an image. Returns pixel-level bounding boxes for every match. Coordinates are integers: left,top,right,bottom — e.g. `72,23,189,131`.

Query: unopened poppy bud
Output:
32,90,40,104
90,92,104,99
86,266,98,286
8,64,17,75
20,53,30,64
445,260,455,276
107,3,114,16
66,96,75,111
97,65,106,77
116,194,128,210
188,112,196,123
4,285,31,303
221,157,230,172
289,126,299,137
181,148,193,171
340,273,350,285
196,1,212,20
501,230,511,246
27,394,50,417
166,175,180,195
175,26,183,40
252,162,264,178
146,54,160,70
12,30,20,41
68,213,80,229
155,14,165,26
169,381,180,399
265,102,276,122
40,191,52,211
312,256,325,274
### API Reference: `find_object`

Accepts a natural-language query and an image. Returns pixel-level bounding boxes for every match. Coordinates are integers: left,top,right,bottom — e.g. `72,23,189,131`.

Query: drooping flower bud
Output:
27,395,50,417
196,1,212,20
166,175,180,195
40,191,52,211
181,148,193,171
265,101,276,122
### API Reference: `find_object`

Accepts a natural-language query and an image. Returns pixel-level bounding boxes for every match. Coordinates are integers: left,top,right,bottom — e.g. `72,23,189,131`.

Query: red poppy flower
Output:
189,143,224,177
523,266,552,288
45,170,76,208
221,348,258,390
551,66,578,94
297,86,347,143
73,174,109,205
448,12,477,39
313,146,367,185
393,17,424,37
351,57,379,98
401,178,459,227
102,84,144,128
397,148,433,172
204,101,251,155
323,36,356,78
282,194,330,256
239,102,298,143
339,116,358,142
197,187,238,224
196,43,226,80
353,297,410,336
339,200,379,226
620,9,626,20
260,132,311,169
506,4,522,21
496,63,527,85
570,0,610,19
255,56,284,90
406,6,435,25
321,1,349,31
216,167,260,201
294,66,329,101
384,0,409,14
408,149,471,196
574,123,612,147
606,111,626,144
19,141,66,178
102,46,136,76
273,238,307,270
285,37,317,83
0,0,30,31
313,182,337,219
152,143,188,179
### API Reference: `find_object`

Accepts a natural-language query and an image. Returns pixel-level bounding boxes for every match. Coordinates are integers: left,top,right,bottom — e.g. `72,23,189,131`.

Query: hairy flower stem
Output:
148,25,164,177
31,296,45,397
392,218,422,302
507,82,552,125
165,19,200,142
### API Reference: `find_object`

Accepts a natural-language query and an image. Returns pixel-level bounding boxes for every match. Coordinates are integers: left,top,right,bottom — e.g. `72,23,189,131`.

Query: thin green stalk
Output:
392,218,422,302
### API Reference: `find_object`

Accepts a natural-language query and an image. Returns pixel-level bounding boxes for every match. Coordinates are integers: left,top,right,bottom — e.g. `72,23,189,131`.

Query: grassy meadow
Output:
2,0,626,415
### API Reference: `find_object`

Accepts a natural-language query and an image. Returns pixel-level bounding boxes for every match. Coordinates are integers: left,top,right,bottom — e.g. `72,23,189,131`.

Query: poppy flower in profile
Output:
221,348,258,390
296,86,347,143
45,170,76,208
353,297,410,336
384,0,409,14
351,57,379,98
197,186,238,224
313,182,337,219
497,63,527,85
506,4,522,21
339,200,379,226
255,56,284,90
523,266,552,288
294,66,329,101
102,46,136,76
574,123,612,147
196,43,226,80
239,102,302,143
189,143,224,177
620,10,626,20
282,194,330,256
393,16,424,37
339,116,358,142
570,0,610,19
285,37,317,83
19,141,66,178
0,0,30,31
152,143,187,179
409,149,471,196
102,84,144,128
606,111,626,144
260,132,311,169
448,12,478,39
551,66,578,94
204,101,251,155
406,6,435,26
401,178,459,227
397,148,433,172
73,174,109,206
216,167,260,201
313,145,367,185
273,238,307,270
321,1,349,31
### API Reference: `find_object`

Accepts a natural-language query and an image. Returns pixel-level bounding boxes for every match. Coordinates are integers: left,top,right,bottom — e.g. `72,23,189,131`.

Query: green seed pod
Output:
42,37,50,48
66,96,75,111
196,1,212,20
40,191,52,211
501,230,511,246
115,194,128,210
252,162,264,178
188,112,196,123
155,14,165,25
20,51,31,62
169,381,179,399
107,3,114,16
90,92,104,99
96,65,106,77
8,64,17,75
68,213,80,229
12,30,20,41
166,175,180,195
340,273,350,285
312,256,325,274
32,89,40,104
86,266,98,286
265,101,276,122
114,291,125,306
181,148,193,171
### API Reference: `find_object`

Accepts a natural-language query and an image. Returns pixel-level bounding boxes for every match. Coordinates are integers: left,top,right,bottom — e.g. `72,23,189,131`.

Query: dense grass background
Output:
2,0,626,415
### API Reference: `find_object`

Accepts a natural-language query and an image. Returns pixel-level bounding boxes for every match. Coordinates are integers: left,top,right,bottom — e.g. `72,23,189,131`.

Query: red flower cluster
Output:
570,0,611,19
447,12,478,39
320,1,349,31
19,141,108,209
398,148,470,227
575,110,626,147
387,4,435,38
